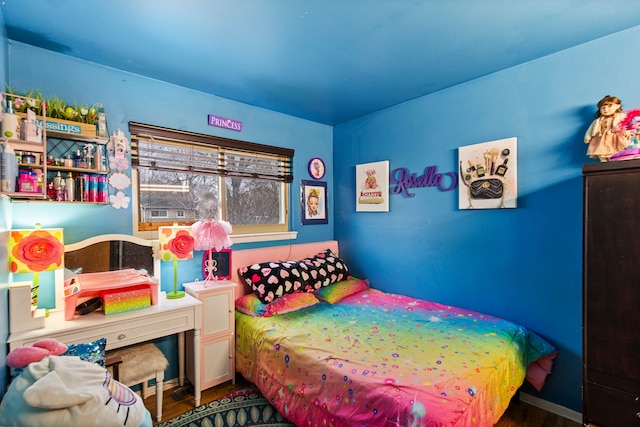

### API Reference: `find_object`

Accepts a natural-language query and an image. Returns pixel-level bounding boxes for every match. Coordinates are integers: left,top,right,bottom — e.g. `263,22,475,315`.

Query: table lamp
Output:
192,219,232,283
158,223,194,299
8,224,64,333
9,223,64,310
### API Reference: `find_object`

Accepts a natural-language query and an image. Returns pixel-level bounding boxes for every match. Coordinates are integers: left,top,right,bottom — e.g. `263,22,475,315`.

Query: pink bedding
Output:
235,287,555,427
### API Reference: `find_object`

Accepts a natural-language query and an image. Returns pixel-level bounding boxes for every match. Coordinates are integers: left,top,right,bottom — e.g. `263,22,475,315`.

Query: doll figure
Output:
584,95,630,162
307,189,319,217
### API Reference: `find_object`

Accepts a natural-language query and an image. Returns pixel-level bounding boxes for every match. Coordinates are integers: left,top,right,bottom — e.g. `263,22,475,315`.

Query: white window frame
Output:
129,122,297,243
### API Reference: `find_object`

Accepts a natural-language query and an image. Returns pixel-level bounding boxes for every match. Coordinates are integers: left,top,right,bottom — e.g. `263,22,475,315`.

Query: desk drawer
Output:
19,309,195,350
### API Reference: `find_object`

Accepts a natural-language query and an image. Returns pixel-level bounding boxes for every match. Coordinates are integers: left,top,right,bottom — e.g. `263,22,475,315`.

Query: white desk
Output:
7,292,204,406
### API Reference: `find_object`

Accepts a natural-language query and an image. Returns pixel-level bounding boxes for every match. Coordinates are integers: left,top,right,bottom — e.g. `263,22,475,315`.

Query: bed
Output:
231,241,556,427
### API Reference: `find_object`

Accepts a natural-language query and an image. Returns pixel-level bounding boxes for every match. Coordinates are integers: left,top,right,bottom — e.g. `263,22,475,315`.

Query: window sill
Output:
134,229,297,244
231,231,298,244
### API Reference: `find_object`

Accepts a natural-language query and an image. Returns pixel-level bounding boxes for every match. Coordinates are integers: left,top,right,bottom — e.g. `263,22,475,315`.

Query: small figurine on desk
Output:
584,95,631,162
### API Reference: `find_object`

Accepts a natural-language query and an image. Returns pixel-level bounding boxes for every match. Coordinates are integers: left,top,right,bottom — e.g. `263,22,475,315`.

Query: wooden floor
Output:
149,378,581,427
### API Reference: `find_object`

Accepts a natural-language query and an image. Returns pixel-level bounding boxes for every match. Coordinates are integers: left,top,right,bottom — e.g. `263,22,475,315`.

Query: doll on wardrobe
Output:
584,95,631,162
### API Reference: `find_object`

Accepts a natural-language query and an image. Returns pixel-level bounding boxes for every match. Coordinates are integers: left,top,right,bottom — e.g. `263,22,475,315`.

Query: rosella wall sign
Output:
390,165,458,198
208,114,242,132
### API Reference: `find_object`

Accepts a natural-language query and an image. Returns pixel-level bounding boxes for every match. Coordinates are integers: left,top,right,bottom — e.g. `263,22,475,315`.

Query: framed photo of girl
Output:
301,180,328,225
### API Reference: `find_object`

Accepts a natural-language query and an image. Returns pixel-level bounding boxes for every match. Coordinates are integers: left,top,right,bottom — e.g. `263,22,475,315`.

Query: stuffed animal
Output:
5,338,68,369
0,339,152,427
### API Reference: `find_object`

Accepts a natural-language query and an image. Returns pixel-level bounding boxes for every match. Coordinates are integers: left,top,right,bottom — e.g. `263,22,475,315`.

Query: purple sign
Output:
390,165,458,198
208,114,242,132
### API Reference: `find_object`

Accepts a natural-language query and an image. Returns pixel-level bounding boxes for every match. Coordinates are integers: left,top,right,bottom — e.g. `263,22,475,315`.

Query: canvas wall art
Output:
356,160,389,212
458,137,517,209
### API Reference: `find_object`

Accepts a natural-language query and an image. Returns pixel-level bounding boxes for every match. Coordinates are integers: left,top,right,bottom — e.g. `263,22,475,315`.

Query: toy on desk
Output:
63,268,159,320
0,338,153,427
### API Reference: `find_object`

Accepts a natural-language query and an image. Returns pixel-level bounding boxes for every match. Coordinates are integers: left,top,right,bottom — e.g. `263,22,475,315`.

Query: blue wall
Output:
0,9,9,399
7,42,333,246
334,26,640,412
3,42,333,385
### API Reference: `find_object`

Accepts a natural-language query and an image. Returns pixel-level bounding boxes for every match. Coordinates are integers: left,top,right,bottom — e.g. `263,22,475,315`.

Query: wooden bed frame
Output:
230,240,338,299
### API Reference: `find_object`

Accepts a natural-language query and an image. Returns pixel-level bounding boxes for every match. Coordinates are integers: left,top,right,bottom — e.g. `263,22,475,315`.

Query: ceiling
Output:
2,1,639,126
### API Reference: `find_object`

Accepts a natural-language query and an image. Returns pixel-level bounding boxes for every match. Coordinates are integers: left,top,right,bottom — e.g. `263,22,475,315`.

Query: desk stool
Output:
107,343,168,422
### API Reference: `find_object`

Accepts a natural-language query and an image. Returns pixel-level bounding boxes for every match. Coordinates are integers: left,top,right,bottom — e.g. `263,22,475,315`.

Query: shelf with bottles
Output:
1,93,47,199
47,170,109,204
46,133,108,172
47,165,109,175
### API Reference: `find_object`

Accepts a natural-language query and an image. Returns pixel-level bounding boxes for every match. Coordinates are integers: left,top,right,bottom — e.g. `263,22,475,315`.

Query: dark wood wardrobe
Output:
583,159,640,426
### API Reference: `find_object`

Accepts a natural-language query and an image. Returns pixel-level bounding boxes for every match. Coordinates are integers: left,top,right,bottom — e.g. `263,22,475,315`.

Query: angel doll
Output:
584,95,630,162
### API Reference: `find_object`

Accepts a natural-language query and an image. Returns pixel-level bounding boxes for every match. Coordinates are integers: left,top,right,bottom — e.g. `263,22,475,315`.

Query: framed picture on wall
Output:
301,180,328,225
458,137,518,209
356,160,390,212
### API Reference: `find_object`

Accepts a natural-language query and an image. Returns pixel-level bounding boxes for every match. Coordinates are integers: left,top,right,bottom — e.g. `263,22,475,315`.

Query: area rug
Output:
156,387,295,427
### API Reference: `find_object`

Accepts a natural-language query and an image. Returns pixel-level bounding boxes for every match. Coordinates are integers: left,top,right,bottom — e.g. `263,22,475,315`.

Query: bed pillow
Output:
239,260,308,303
315,277,369,304
235,291,320,317
300,249,350,290
61,337,107,367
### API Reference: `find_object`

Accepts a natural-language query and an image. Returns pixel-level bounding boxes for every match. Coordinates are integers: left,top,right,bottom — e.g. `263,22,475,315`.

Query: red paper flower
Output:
166,229,194,260
10,230,64,273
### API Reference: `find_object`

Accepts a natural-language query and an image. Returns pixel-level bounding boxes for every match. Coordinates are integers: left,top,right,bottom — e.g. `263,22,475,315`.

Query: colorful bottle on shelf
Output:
1,145,18,192
74,150,83,168
96,103,107,137
1,100,19,138
94,145,106,171
65,172,75,202
97,175,108,202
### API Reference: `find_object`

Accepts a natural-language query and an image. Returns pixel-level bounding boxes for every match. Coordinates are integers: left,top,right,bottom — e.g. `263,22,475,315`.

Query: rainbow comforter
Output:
235,288,555,427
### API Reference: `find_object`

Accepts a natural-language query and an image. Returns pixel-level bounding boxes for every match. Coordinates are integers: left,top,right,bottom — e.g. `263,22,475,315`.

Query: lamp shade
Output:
192,219,232,251
158,225,194,261
9,226,64,273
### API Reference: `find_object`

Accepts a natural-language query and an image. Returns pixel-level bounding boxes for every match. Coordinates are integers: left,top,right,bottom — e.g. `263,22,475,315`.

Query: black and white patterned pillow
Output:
240,249,350,304
302,249,349,289
240,259,308,303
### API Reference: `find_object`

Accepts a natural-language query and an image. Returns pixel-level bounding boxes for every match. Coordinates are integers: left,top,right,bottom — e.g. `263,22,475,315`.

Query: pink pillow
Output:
314,277,369,304
235,291,320,317
526,351,557,391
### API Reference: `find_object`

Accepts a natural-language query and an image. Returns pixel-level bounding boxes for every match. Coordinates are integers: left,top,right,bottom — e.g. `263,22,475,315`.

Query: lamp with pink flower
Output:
158,223,194,299
192,219,233,285
8,224,64,333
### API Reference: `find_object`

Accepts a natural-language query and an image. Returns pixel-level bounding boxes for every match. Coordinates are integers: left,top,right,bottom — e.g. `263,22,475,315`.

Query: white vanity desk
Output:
6,234,205,407
7,294,203,406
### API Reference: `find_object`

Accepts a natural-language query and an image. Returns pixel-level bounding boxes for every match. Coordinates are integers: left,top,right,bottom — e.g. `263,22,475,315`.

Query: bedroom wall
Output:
3,41,334,384
334,25,640,413
0,10,9,399
6,42,333,246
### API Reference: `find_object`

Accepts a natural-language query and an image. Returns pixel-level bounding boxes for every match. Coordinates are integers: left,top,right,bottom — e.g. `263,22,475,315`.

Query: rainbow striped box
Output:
100,285,151,315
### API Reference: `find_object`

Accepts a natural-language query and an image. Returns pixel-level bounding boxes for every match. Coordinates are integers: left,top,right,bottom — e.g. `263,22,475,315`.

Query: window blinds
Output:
129,122,294,183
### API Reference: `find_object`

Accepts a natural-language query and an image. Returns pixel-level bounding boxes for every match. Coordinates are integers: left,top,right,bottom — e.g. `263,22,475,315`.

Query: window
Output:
150,209,168,219
129,122,294,236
